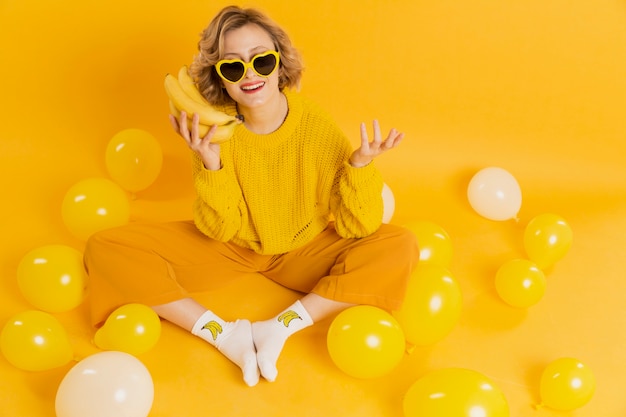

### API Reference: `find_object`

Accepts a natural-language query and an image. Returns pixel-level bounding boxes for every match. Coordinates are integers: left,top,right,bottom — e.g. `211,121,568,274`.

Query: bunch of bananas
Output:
277,310,303,327
201,320,223,341
164,66,240,144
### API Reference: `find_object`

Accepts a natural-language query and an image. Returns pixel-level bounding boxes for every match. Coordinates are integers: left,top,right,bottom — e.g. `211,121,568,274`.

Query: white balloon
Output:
382,183,395,223
56,351,154,417
467,167,522,221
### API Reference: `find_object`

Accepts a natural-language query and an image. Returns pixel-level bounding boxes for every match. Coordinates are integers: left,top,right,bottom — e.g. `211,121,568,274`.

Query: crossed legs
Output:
152,293,354,386
86,222,418,386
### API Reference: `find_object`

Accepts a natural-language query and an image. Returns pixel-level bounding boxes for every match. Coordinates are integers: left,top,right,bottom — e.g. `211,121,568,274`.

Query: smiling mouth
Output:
241,81,265,92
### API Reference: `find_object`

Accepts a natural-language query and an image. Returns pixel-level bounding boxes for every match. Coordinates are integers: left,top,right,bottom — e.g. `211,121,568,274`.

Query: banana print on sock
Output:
201,320,223,341
277,310,302,328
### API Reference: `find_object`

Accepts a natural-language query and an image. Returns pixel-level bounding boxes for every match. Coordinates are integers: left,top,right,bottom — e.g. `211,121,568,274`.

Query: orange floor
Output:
1,1,625,416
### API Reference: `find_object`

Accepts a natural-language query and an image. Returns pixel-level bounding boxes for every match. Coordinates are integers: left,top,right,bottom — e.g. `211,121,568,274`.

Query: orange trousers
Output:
84,221,419,327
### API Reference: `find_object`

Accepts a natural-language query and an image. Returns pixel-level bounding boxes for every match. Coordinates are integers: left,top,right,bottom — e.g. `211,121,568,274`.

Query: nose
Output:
244,64,256,79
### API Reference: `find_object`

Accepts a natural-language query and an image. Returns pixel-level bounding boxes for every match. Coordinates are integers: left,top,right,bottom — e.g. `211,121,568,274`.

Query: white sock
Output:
191,311,259,387
251,300,314,382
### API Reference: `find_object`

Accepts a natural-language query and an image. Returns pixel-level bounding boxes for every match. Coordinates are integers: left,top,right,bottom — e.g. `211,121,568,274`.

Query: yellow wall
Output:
1,1,625,416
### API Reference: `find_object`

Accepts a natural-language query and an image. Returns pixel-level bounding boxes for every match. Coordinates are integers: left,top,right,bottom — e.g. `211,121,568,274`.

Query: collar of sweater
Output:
225,89,303,147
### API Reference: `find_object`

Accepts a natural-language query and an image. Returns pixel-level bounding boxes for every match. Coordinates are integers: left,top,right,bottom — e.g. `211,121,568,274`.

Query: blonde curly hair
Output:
190,5,304,106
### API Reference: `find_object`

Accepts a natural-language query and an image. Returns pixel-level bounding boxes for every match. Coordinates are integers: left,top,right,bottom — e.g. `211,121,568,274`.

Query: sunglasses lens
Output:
219,62,245,82
253,53,277,76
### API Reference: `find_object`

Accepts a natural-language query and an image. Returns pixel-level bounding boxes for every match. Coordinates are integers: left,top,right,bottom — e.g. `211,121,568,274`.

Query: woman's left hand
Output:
349,120,404,168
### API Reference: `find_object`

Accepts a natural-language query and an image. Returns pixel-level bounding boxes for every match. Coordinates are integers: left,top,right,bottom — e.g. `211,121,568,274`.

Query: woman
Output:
85,5,419,387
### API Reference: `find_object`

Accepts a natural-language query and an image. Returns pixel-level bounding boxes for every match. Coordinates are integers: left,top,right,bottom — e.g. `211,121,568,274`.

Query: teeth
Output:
242,82,264,91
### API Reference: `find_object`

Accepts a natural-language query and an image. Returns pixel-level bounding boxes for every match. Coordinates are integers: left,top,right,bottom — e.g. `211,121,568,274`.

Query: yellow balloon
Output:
327,305,405,378
403,221,453,266
56,351,154,417
523,213,573,269
0,310,73,371
17,245,88,313
94,304,161,356
403,368,510,417
393,265,462,346
61,177,130,241
105,128,163,193
539,357,595,411
494,259,546,308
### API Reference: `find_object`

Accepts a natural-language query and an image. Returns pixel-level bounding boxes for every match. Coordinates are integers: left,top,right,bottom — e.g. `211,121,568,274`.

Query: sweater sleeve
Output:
331,160,385,238
191,152,243,242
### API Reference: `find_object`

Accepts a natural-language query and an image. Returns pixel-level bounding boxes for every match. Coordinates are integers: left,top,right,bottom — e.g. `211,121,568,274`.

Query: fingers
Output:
177,111,190,142
391,133,404,149
360,122,369,148
190,112,201,142
371,119,382,144
174,111,205,146
204,123,218,140
190,113,220,144
384,129,404,149
361,120,403,150
168,113,180,132
360,120,383,148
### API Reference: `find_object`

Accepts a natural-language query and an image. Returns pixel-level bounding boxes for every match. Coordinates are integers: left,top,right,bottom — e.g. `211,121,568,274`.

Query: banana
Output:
168,100,238,144
277,310,302,328
210,120,238,144
201,320,223,341
169,99,209,136
164,72,237,127
177,65,209,105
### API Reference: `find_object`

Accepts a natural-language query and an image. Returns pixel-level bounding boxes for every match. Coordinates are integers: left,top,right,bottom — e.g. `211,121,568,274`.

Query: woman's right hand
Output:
169,111,222,171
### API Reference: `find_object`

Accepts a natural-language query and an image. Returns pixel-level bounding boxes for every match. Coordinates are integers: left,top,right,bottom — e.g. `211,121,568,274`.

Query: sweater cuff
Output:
195,165,231,191
344,161,381,187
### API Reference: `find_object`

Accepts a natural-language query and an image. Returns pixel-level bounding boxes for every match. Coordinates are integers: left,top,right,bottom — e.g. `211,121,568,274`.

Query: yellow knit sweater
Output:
191,90,384,255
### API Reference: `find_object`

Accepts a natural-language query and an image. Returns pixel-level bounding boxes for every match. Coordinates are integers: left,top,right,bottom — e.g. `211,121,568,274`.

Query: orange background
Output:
1,0,625,416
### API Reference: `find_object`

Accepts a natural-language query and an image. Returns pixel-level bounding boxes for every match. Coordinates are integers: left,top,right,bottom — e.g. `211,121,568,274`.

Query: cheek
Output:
223,83,239,97
269,70,282,88
276,72,283,87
